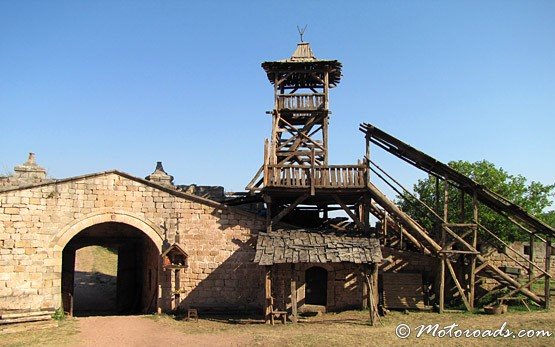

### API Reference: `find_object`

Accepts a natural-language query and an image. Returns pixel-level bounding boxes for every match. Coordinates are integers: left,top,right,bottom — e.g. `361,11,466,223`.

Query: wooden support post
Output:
438,180,448,313
362,268,369,310
383,211,388,241
264,195,272,233
439,255,445,314
332,194,366,231
460,191,465,222
263,139,270,187
529,234,535,287
443,180,449,244
156,256,162,314
445,258,472,311
363,264,378,326
469,191,478,310
174,269,181,309
290,264,298,323
265,265,272,323
310,148,316,195
434,176,440,238
365,134,371,185
546,237,551,310
372,263,379,311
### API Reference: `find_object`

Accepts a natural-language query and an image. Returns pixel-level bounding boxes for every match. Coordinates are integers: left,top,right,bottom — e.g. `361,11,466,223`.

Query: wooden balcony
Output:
264,164,367,189
277,94,325,111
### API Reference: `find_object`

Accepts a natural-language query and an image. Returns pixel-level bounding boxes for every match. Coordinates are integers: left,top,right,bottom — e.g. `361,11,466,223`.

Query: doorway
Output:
305,266,328,306
61,222,159,316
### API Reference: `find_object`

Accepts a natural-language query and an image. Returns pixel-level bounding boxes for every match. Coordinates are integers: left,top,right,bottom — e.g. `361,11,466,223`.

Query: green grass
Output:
0,320,78,347
76,246,118,276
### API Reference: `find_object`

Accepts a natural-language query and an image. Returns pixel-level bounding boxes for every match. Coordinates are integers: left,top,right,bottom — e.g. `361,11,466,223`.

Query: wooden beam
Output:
529,234,535,287
264,195,272,233
469,190,478,309
546,237,551,310
439,256,445,314
445,257,472,311
271,194,309,225
332,194,366,231
366,182,442,252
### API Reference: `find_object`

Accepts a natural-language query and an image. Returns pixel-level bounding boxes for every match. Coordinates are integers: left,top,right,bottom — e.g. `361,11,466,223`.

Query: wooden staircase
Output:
360,122,553,310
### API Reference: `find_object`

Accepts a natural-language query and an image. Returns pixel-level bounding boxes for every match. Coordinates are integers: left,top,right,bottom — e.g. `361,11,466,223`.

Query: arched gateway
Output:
54,212,163,316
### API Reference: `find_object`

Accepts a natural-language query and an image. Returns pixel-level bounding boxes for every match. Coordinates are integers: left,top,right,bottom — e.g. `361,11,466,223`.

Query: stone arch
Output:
52,209,164,252
55,210,164,315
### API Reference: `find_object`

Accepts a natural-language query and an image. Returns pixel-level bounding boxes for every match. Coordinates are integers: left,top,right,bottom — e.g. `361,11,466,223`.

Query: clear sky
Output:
1,1,554,196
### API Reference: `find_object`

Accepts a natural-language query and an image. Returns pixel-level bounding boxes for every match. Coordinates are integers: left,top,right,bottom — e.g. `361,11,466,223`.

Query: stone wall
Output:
481,242,554,289
0,171,266,313
271,262,365,313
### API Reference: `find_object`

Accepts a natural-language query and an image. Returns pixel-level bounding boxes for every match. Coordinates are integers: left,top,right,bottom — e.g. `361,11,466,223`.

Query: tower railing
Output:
277,94,325,111
265,164,367,189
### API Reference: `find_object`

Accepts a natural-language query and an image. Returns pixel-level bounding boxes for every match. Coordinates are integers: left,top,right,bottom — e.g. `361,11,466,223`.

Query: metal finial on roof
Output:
297,25,307,42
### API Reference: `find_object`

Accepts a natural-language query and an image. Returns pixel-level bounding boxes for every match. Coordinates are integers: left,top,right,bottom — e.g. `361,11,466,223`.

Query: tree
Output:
398,160,555,244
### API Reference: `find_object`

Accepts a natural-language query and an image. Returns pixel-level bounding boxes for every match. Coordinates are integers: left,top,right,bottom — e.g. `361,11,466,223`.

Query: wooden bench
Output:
267,297,287,325
270,310,287,325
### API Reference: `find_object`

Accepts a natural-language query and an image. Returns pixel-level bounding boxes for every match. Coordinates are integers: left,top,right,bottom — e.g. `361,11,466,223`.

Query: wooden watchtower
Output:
248,40,372,234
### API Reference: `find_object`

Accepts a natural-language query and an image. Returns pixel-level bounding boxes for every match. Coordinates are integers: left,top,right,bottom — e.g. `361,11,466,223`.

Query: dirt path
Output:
73,316,250,346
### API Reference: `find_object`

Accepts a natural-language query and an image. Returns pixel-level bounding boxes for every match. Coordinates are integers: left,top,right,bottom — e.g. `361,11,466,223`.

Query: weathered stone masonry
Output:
0,164,266,313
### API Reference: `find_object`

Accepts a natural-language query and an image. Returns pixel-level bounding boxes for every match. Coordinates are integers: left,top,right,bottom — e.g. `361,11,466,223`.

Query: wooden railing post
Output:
546,236,552,310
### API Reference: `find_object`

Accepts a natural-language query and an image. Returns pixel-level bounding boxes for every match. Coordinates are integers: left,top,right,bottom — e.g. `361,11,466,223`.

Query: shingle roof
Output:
254,229,382,266
261,42,343,87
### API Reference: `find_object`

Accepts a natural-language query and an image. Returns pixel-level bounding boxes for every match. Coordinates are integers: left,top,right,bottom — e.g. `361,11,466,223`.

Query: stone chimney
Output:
145,161,174,188
13,152,48,184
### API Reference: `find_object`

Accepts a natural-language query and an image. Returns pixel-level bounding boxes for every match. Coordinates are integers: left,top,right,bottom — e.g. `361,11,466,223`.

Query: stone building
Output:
0,153,380,318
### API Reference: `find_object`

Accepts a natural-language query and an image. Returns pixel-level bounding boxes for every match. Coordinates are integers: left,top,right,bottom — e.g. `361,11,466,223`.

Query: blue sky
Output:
1,1,554,196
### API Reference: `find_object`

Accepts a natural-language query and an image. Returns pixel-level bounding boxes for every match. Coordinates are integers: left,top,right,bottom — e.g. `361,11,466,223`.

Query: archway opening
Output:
61,222,159,316
305,266,328,306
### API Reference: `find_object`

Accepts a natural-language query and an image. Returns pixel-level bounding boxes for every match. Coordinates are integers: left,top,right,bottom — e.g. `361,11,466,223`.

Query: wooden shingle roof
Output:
261,42,342,87
254,229,382,266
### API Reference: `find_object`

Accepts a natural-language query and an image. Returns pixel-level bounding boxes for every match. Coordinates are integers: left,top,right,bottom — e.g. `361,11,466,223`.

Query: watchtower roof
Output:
261,41,342,87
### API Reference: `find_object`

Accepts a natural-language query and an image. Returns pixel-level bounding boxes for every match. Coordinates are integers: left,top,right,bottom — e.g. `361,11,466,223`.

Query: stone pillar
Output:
12,152,48,185
145,162,174,188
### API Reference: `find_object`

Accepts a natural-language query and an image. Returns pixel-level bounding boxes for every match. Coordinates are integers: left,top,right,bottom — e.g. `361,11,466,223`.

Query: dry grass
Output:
149,309,555,346
2,310,554,346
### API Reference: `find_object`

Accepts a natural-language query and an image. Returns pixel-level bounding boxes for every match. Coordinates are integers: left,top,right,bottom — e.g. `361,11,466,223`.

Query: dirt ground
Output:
2,309,555,346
